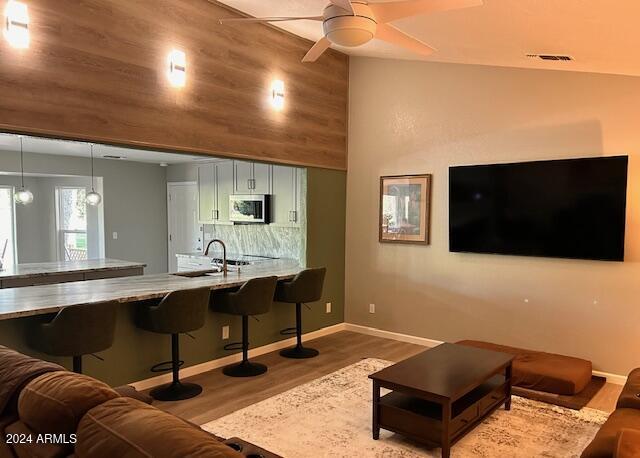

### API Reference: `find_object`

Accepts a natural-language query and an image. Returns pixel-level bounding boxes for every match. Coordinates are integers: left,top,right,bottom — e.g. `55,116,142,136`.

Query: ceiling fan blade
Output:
329,0,355,14
370,0,483,23
302,37,332,63
219,16,323,24
375,23,435,56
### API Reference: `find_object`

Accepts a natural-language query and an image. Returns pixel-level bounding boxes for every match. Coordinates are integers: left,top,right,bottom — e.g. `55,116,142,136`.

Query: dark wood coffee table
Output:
369,343,514,458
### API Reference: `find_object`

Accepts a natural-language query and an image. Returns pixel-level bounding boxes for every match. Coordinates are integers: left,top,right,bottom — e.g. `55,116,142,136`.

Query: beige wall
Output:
346,57,640,375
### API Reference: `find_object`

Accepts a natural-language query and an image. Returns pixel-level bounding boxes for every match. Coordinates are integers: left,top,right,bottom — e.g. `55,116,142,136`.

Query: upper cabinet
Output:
234,161,271,195
199,160,303,227
197,161,234,224
197,163,216,224
271,165,303,227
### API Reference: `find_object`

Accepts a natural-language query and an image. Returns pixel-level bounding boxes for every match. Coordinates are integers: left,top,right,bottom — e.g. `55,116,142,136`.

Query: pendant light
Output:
86,143,102,206
14,136,33,205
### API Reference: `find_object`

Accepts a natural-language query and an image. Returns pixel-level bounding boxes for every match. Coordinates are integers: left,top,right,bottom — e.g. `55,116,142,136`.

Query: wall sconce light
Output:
271,80,285,110
167,49,186,88
4,0,29,49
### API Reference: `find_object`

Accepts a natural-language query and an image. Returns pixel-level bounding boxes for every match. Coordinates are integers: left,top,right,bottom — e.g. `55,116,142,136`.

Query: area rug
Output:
202,359,608,457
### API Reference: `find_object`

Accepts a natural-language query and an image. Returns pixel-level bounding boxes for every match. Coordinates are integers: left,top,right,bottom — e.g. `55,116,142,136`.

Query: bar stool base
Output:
280,346,319,359
150,381,202,401
223,361,268,377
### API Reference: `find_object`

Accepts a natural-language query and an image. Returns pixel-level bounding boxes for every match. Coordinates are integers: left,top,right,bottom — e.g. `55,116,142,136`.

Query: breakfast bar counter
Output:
0,259,301,321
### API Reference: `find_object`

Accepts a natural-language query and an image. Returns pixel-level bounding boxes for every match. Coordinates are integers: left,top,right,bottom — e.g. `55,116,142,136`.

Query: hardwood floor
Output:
152,331,622,425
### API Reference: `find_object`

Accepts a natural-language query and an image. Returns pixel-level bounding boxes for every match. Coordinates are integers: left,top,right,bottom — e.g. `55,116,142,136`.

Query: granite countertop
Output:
0,259,147,281
0,259,301,321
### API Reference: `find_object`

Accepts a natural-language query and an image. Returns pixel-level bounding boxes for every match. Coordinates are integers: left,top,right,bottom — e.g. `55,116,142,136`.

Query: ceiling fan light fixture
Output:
323,10,376,47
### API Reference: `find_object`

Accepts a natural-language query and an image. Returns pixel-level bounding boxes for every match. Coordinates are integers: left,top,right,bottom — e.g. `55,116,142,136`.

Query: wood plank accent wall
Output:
0,0,349,170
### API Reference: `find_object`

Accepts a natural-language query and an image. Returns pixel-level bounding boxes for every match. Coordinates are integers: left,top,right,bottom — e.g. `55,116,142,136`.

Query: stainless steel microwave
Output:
229,195,271,224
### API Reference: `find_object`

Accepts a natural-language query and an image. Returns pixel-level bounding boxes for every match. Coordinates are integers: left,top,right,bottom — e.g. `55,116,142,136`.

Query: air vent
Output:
527,54,573,61
103,154,126,160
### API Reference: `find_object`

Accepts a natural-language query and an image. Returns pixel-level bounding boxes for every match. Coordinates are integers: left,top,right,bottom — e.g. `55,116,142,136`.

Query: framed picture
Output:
379,174,432,244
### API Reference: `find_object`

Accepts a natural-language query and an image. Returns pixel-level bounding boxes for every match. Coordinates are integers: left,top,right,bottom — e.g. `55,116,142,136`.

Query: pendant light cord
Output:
90,143,95,192
19,137,25,189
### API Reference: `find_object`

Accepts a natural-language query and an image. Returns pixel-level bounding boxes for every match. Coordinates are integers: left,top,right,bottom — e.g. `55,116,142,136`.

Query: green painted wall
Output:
0,167,346,387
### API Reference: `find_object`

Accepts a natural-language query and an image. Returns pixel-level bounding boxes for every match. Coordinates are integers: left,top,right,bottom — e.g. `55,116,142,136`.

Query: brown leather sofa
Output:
582,368,640,457
0,346,278,458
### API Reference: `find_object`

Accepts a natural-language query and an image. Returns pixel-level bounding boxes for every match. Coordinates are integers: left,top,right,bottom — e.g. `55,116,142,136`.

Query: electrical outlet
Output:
326,302,332,313
112,232,118,240
222,325,230,340
369,303,375,314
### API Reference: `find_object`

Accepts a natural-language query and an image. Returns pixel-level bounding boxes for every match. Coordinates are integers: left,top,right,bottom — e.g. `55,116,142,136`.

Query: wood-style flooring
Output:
153,331,622,425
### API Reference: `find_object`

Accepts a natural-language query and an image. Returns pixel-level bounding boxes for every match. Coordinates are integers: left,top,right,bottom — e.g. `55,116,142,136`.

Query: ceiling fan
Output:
219,0,483,63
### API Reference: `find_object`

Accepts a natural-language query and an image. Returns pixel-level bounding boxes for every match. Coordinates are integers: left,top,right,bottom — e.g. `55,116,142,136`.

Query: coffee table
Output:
369,343,514,458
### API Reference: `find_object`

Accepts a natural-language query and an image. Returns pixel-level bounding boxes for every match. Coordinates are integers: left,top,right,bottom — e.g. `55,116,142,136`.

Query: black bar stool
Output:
212,276,278,377
28,301,118,374
276,267,326,359
136,287,210,402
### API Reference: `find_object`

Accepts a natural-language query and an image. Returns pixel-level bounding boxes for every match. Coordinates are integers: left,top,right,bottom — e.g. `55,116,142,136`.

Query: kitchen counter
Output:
0,259,301,321
0,259,146,281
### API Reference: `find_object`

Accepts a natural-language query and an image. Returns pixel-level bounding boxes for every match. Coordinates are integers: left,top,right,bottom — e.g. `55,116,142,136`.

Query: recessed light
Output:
159,162,168,167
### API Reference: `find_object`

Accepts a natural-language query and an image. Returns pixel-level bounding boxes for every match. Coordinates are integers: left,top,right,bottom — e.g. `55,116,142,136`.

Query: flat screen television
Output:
449,156,628,261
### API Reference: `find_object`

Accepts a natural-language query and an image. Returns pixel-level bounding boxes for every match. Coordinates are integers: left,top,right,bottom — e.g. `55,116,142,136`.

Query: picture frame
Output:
379,174,432,245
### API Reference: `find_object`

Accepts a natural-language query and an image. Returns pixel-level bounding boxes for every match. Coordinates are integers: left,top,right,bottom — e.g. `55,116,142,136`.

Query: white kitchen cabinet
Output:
271,165,302,227
234,160,271,194
197,163,216,224
216,160,234,223
198,161,234,224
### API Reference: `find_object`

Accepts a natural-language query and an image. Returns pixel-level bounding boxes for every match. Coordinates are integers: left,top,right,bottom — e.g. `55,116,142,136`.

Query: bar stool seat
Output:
136,287,210,402
28,301,118,374
275,267,326,359
212,276,277,377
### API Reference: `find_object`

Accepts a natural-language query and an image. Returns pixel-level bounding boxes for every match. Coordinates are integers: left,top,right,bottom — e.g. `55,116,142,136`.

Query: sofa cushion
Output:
582,409,640,458
615,428,640,458
75,397,243,458
617,368,640,410
18,371,119,437
457,340,592,395
4,420,69,458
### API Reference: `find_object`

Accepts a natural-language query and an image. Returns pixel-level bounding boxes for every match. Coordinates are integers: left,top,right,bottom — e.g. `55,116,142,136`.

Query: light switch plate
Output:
222,325,230,340
112,232,118,240
369,303,375,314
326,302,332,314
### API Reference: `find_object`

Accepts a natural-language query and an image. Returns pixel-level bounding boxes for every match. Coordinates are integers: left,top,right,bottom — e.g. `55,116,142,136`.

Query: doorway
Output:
0,186,16,267
167,182,202,273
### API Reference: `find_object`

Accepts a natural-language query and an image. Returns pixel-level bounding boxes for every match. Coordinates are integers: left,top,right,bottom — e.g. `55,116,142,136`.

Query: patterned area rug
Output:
202,359,608,457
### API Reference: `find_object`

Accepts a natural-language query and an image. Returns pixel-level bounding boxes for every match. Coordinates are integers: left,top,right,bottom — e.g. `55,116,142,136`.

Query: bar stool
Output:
28,301,118,374
212,276,278,377
136,287,210,402
276,267,326,359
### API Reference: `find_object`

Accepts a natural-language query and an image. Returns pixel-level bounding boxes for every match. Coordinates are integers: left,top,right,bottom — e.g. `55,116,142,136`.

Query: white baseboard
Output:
130,322,347,391
593,370,627,386
344,323,628,386
343,323,443,348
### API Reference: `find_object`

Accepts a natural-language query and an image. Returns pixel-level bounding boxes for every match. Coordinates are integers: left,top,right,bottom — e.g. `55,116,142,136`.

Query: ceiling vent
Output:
103,154,126,160
527,54,573,61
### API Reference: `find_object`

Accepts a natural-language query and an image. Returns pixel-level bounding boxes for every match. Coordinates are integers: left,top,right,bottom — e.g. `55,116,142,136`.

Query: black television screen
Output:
449,156,628,261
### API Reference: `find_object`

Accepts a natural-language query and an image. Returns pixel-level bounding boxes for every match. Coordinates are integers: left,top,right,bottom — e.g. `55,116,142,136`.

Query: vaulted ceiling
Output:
217,0,640,77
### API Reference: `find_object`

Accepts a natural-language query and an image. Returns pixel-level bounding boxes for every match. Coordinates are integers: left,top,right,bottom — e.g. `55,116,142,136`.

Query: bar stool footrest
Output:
223,342,244,351
279,327,297,336
151,360,184,373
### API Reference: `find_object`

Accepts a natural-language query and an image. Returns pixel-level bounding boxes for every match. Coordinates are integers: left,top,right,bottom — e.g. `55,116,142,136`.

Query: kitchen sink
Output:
172,269,224,278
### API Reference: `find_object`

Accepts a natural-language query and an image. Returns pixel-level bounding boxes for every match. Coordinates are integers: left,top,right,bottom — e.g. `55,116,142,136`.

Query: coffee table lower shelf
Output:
374,375,509,455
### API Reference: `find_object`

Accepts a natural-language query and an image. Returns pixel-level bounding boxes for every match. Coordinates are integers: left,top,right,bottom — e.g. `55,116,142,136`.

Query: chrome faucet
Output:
204,239,228,276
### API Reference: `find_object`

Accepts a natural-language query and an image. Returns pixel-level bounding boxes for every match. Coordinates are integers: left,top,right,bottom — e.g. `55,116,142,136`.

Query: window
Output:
55,187,88,261
0,186,16,267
